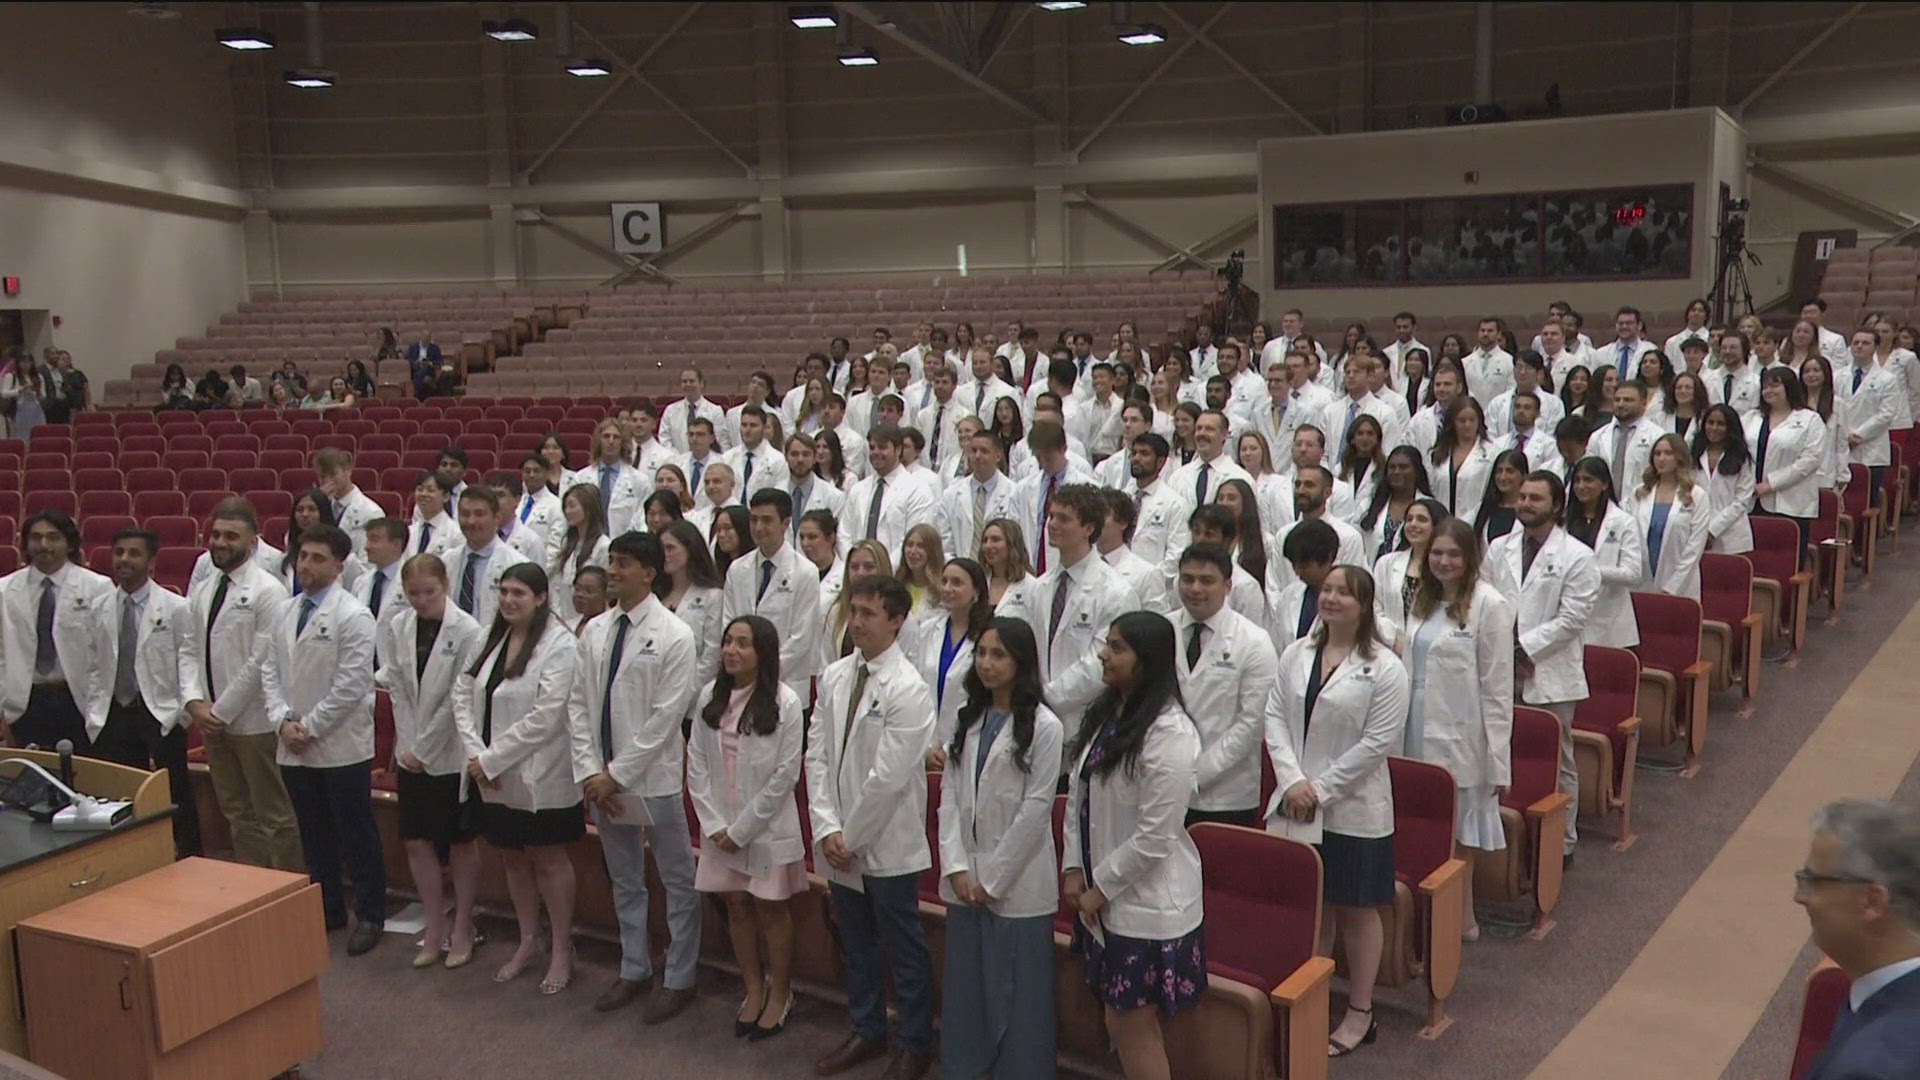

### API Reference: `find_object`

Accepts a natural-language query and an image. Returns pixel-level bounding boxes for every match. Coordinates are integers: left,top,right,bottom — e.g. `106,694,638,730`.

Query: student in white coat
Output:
456,563,584,994
544,485,611,631
1,511,113,752
1799,356,1849,497
838,427,939,562
1264,563,1409,1057
722,406,792,501
314,448,383,558
1482,473,1600,859
182,500,302,871
723,490,823,704
1063,611,1206,1078
806,576,938,1079
508,455,564,554
1400,520,1513,939
941,431,1019,560
570,533,703,1020
1625,433,1712,600
1126,433,1194,571
938,618,1064,1080
407,472,460,560
657,521,726,702
1370,498,1447,651
995,485,1141,735
1428,397,1501,518
1011,421,1099,573
660,368,730,454
445,485,536,630
1585,379,1664,504
587,419,644,536
1563,458,1645,650
1097,490,1171,616
93,528,197,856
250,523,386,955
1692,405,1756,555
783,434,846,545
912,558,990,768
1173,544,1280,826
1747,367,1829,561
1845,327,1903,507
688,615,810,1041
379,553,485,970
349,519,409,668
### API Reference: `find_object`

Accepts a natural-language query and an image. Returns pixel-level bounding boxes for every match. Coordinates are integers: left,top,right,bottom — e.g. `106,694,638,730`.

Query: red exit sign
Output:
2,276,17,297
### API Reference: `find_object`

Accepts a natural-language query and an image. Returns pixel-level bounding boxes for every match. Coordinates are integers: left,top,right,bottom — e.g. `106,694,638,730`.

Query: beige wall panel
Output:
790,196,1032,278
1067,185,1256,271
271,211,492,288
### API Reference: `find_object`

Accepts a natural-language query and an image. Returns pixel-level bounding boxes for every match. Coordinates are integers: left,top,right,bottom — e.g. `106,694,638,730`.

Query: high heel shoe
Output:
1328,1007,1377,1058
443,934,479,970
539,946,577,995
747,993,795,1041
493,941,543,984
412,944,444,969
735,990,767,1038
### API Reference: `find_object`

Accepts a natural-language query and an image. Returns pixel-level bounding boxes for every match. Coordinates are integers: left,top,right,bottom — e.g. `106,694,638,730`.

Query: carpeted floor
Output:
299,555,1920,1080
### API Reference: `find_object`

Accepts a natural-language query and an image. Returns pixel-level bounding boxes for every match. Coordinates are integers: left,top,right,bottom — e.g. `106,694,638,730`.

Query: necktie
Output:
1611,423,1630,489
864,477,885,540
1522,536,1541,579
744,451,755,492
459,552,480,614
1854,365,1866,393
1036,473,1058,573
930,405,945,467
920,383,932,409
757,558,775,604
972,482,988,553
297,595,316,636
1273,402,1285,433
114,594,138,706
974,384,985,414
841,663,871,765
1047,568,1071,659
599,463,615,505
34,578,55,676
205,574,232,695
1756,420,1771,484
1298,587,1319,639
1617,342,1631,378
1185,621,1203,671
1723,373,1734,402
1195,461,1211,505
791,484,807,540
1513,430,1525,452
520,495,534,523
1132,487,1145,518
602,614,628,764
691,458,705,491
417,523,432,553
1343,400,1359,449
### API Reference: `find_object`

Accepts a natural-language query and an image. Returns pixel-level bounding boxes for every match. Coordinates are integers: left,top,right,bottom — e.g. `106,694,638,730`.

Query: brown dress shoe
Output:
814,1033,888,1076
880,1051,933,1080
640,983,696,1024
593,977,647,1013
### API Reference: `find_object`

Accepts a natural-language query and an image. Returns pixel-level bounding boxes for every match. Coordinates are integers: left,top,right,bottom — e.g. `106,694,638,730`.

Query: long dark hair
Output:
1217,478,1267,586
1068,611,1185,781
1359,445,1433,531
950,618,1043,773
710,504,751,576
701,615,782,735
467,563,553,681
1429,394,1487,467
1338,413,1387,488
1564,456,1618,548
943,557,993,641
282,488,337,576
553,483,607,576
1473,448,1531,542
815,429,848,486
656,520,722,593
1691,403,1751,476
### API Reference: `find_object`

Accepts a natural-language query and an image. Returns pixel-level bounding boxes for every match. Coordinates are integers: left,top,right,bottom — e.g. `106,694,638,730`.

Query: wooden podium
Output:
15,858,327,1080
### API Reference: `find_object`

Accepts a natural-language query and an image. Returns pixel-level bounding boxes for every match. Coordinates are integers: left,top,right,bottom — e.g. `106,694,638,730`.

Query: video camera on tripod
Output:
1710,195,1759,324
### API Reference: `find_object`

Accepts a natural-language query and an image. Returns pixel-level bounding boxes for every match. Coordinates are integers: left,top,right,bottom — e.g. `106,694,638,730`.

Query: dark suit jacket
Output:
406,342,443,364
1808,968,1920,1080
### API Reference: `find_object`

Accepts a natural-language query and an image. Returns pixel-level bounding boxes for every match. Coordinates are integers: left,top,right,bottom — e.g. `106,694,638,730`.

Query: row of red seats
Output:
24,415,601,449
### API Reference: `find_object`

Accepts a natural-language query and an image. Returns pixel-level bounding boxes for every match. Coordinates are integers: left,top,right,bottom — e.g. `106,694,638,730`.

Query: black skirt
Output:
1318,831,1397,908
395,770,475,844
466,788,585,850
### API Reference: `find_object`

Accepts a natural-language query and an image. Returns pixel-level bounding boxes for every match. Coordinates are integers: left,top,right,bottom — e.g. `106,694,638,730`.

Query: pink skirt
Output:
695,855,809,902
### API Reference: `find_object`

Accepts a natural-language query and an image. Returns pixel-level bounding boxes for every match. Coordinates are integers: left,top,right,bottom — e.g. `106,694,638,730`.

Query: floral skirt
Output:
1072,919,1207,1016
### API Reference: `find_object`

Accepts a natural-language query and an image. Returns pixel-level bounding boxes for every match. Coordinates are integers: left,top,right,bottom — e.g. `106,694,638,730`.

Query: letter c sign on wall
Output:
611,203,664,255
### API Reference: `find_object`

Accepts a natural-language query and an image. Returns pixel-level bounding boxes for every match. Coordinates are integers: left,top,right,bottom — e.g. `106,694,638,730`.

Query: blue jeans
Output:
830,873,934,1055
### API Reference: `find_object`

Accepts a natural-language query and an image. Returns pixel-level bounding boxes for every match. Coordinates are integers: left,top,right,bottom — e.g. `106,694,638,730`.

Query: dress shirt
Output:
1852,956,1920,1012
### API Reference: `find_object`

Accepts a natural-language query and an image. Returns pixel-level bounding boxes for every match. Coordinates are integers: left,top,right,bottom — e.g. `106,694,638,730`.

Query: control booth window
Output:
1272,184,1692,287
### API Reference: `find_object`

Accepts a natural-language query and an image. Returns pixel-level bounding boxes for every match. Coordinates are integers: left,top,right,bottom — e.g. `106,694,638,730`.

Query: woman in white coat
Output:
1427,397,1500,518
657,521,725,713
1371,497,1446,652
1063,611,1204,1080
1625,434,1712,601
1564,457,1645,648
1747,366,1828,562
545,484,611,629
1798,356,1849,496
456,563,583,994
914,558,991,770
1265,564,1410,1058
1691,404,1755,555
938,618,1064,1080
687,615,809,1041
1400,520,1512,940
381,553,486,970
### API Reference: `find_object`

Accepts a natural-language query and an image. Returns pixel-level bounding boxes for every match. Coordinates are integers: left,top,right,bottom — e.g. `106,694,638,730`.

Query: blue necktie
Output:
458,552,480,614
1617,342,1631,379
691,458,704,491
520,495,534,523
297,596,316,636
757,558,775,604
601,614,629,764
417,523,432,553
599,463,615,505
1854,365,1866,393
1195,461,1211,505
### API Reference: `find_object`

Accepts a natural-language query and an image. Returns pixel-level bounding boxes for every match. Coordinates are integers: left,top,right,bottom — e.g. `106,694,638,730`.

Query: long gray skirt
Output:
940,905,1056,1080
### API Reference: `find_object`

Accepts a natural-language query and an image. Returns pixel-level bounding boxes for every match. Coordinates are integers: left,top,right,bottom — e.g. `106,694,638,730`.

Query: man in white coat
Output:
806,575,937,1079
93,528,197,857
349,518,409,669
660,368,729,454
724,491,823,702
315,448,383,558
838,427,938,559
941,430,1018,561
1168,410,1252,508
1174,542,1280,826
1488,350,1566,438
1012,421,1098,573
1592,306,1659,385
1318,356,1402,458
587,419,644,535
783,433,845,543
1097,489,1170,615
508,454,564,552
449,486,533,629
913,363,971,475
1,511,114,752
1465,316,1515,400
1483,472,1599,860
1846,327,1903,505
722,405,791,501
248,522,386,954
180,499,303,871
961,347,1018,429
569,531,702,1021
408,473,459,559
1127,433,1194,571
1266,467,1367,595
1585,379,1662,492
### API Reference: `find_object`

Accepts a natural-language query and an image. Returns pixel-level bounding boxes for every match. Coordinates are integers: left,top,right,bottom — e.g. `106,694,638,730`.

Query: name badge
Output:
775,576,792,594
234,593,252,609
313,620,333,642
1074,609,1092,628
70,595,89,612
1450,628,1475,639
635,636,661,659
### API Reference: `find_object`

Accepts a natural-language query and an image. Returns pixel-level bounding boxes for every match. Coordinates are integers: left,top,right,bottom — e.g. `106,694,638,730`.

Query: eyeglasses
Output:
1795,869,1875,890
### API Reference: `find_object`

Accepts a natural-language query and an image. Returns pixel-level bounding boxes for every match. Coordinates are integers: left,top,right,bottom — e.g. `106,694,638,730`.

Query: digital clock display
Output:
1613,203,1648,226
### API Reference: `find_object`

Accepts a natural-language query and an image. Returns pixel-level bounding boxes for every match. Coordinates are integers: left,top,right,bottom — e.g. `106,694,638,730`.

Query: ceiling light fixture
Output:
216,27,275,50
837,45,878,66
789,5,838,29
283,69,335,88
1035,1,1088,10
565,57,611,77
1116,22,1165,45
483,18,538,42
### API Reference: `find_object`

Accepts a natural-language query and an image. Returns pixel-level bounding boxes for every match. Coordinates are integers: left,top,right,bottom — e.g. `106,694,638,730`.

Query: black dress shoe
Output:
881,1050,933,1080
747,993,794,1042
814,1033,888,1076
346,921,383,956
325,913,348,933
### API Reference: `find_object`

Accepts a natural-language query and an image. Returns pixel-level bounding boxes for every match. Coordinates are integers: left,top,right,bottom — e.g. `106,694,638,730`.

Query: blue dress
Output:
1072,719,1208,1015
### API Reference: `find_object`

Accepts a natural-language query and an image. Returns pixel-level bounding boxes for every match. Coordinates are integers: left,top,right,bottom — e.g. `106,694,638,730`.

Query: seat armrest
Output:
1272,956,1334,1080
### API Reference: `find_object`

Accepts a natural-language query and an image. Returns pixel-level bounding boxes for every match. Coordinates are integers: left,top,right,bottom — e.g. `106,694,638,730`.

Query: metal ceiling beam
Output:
600,200,760,287
838,2,1051,123
1736,1,1867,113
1146,212,1257,274
1155,3,1322,135
1068,191,1215,272
517,3,705,183
1749,156,1917,233
1072,5,1229,157
572,21,755,177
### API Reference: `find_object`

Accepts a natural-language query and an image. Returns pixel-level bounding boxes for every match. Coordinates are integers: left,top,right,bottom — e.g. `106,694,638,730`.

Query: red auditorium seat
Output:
526,405,565,424
78,491,132,519
214,434,261,454
1629,591,1711,776
121,435,167,455
372,692,397,780
0,547,17,575
357,450,400,472
279,468,316,492
228,467,276,492
364,406,403,423
161,450,209,471
1382,756,1466,1036
0,498,17,523
360,434,403,454
444,406,482,423
72,412,114,428
118,450,161,471
313,433,355,453
367,491,403,517
81,515,136,548
117,421,161,437
1572,645,1643,850
1698,553,1761,700
468,419,508,440
258,450,305,472
247,490,293,519
420,419,462,439
29,435,71,456
336,420,377,439
86,545,112,575
154,547,197,591
126,467,178,491
1474,706,1571,938
23,490,76,516
169,434,213,454
70,452,115,470
262,516,288,546
401,450,439,472
200,410,237,424
263,434,308,454
556,417,597,440
378,467,418,493
22,454,67,472
188,490,236,520
204,421,247,439
0,452,18,472
248,419,292,438
178,468,229,492
508,418,547,437
291,420,330,439
352,467,378,492
75,435,118,455
1748,515,1812,652
147,517,198,548
22,470,68,492
1790,961,1850,1080
133,491,187,518
72,468,123,494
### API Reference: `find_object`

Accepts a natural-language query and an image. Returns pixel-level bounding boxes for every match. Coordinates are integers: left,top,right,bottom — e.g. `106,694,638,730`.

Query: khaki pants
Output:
202,727,304,871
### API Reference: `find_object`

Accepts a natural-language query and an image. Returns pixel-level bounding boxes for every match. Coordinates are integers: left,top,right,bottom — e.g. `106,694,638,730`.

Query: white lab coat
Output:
1402,582,1513,791
1586,418,1663,492
661,396,728,454
348,559,408,668
1625,484,1712,601
445,542,533,630
909,616,976,749
721,541,824,688
545,533,610,630
995,550,1139,728
1167,454,1253,508
1266,514,1367,595
1695,454,1756,554
1011,459,1100,569
806,641,937,883
257,585,378,769
1062,702,1203,940
99,584,191,738
1482,526,1599,705
334,486,384,558
687,682,808,871
568,596,698,796
189,541,284,594
1430,438,1500,518
1267,580,1317,654
1573,505,1644,650
179,561,292,735
664,585,724,700
0,564,114,737
838,467,939,560
1744,410,1827,519
1104,545,1170,616
377,604,484,776
598,461,647,536
507,488,563,553
1370,549,1417,650
1175,606,1280,813
1264,639,1410,839
1845,363,1901,467
940,472,1020,562
456,620,581,811
722,441,791,500
1131,483,1194,572
938,703,1064,918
